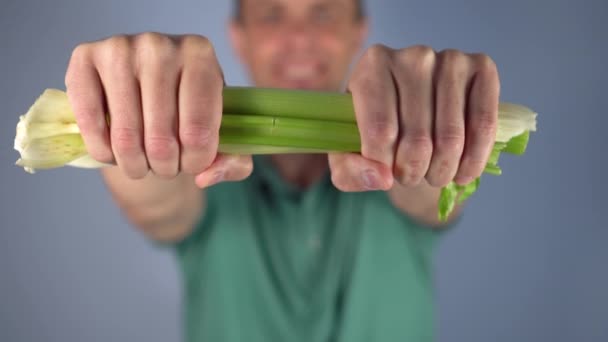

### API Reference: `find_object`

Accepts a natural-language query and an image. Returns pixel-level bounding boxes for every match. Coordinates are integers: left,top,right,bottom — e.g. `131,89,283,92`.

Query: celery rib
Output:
223,87,356,123
15,86,537,222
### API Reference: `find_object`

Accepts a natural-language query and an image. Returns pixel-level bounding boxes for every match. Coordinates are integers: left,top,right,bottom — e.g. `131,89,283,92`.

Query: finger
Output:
98,37,148,179
327,153,393,192
347,44,399,169
65,45,114,164
393,46,435,187
179,36,224,175
194,154,253,188
426,50,468,187
455,55,499,184
138,35,180,178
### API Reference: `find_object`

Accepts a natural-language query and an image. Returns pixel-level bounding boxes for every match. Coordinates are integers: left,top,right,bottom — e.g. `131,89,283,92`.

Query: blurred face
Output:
230,0,368,91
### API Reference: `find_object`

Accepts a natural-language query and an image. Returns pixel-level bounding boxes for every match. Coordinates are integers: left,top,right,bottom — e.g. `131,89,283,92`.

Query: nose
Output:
282,20,315,51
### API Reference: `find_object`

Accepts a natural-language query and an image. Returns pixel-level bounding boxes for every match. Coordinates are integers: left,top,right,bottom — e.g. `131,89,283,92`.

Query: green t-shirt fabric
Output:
173,156,442,342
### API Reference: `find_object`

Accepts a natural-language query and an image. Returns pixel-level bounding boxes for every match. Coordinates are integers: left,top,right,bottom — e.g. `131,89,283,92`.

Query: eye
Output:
312,7,332,23
260,7,282,24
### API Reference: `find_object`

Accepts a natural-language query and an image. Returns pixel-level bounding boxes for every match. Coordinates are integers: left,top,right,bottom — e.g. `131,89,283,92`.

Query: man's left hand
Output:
329,45,500,192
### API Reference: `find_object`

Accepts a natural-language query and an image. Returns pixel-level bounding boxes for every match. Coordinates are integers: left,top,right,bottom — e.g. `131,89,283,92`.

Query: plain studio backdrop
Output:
1,0,606,341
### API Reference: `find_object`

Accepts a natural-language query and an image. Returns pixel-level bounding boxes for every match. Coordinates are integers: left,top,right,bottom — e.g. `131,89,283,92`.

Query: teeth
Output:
284,65,316,79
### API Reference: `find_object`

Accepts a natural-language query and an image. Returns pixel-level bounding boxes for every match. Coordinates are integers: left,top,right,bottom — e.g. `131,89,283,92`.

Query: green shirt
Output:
174,156,441,342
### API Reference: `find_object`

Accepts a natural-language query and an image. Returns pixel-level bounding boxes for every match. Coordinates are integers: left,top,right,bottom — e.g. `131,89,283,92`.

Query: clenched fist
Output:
65,33,252,185
329,45,499,191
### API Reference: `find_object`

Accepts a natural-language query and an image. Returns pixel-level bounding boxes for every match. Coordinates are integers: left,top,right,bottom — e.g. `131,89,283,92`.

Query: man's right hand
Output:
65,33,253,187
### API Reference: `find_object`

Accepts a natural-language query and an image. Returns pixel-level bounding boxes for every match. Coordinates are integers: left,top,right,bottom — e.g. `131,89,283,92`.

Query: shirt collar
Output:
251,155,332,200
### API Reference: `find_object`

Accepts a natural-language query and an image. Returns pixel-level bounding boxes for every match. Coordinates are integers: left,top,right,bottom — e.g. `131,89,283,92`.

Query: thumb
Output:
194,154,253,188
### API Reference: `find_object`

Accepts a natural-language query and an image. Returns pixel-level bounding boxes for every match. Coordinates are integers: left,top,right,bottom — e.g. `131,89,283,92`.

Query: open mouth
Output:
273,62,327,89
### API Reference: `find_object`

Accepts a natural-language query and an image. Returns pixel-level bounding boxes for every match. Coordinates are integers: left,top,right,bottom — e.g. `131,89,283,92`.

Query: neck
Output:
269,154,328,189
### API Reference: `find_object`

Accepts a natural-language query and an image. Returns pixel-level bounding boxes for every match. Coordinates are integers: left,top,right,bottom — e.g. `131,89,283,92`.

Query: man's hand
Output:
65,33,253,242
329,44,499,192
65,33,252,186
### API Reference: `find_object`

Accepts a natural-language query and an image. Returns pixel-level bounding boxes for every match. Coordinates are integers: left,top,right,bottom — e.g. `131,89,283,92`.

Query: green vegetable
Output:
14,86,537,221
438,178,481,222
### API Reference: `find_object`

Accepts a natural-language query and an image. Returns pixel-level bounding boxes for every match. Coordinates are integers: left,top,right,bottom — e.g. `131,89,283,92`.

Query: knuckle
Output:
400,45,435,74
228,162,254,182
472,114,497,139
180,34,214,59
362,44,391,65
350,72,383,96
135,32,176,64
90,147,115,165
69,43,92,64
405,158,426,176
473,53,498,74
350,49,388,87
427,160,453,187
440,49,466,64
232,157,254,178
364,118,398,146
242,160,254,176
100,36,133,69
396,160,424,186
75,112,106,138
396,134,433,185
136,32,176,68
445,68,467,85
65,44,92,86
112,126,141,156
146,134,178,161
462,148,491,171
180,123,215,149
439,52,469,82
136,32,171,47
435,125,465,153
330,171,352,192
403,132,433,156
472,53,500,94
461,156,486,176
105,35,132,58
191,69,224,90
411,45,435,58
181,34,211,47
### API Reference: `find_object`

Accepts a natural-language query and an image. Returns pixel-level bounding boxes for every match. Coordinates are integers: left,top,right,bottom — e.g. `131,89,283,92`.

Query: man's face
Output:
230,0,368,91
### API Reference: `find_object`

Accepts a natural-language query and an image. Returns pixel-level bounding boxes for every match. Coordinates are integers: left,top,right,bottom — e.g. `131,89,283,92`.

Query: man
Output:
64,0,499,340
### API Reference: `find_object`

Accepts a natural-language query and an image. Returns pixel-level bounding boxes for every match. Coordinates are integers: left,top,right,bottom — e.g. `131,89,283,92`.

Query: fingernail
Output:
362,170,381,190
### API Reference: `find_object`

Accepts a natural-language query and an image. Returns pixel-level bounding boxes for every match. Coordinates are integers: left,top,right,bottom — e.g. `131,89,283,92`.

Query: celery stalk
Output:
223,87,356,123
14,87,537,222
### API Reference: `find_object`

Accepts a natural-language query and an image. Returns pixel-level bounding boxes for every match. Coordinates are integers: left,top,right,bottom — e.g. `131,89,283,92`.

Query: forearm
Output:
388,181,462,228
101,166,204,242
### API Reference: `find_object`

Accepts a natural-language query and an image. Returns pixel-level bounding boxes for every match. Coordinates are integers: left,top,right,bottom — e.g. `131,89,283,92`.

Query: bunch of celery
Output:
14,86,536,221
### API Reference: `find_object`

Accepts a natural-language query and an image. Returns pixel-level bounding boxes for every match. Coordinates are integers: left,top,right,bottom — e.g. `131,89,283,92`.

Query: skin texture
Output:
64,0,499,240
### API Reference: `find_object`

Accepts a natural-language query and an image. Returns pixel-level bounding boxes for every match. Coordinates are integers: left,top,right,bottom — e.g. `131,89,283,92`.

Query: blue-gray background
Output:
1,0,606,341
